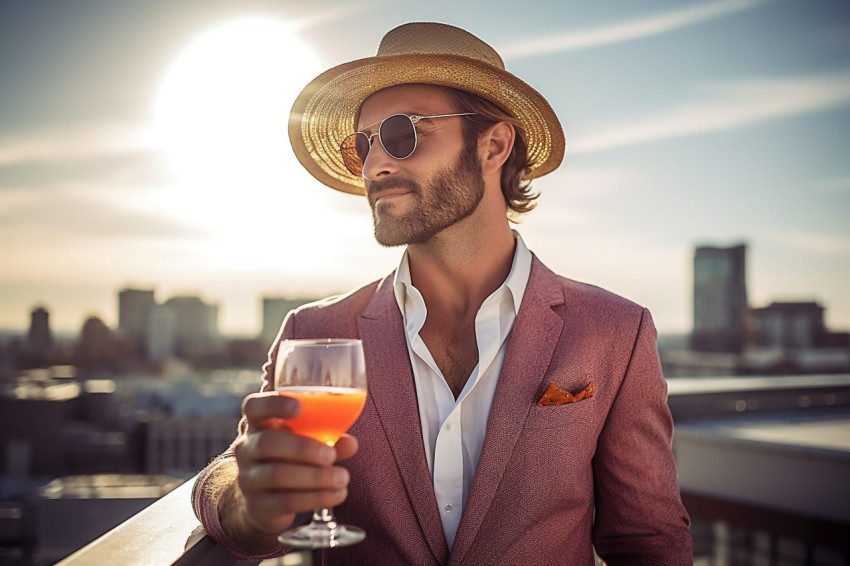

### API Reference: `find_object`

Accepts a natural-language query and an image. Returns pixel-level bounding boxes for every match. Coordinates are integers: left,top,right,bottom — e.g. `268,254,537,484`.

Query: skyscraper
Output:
692,244,748,353
146,304,177,362
78,316,118,369
118,288,155,357
28,306,52,351
162,296,219,359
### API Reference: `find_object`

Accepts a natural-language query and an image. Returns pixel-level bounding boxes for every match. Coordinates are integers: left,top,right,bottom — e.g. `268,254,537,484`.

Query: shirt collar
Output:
393,231,532,316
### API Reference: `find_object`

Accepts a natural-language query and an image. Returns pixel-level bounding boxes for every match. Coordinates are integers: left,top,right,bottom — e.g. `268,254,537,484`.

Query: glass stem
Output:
312,507,338,529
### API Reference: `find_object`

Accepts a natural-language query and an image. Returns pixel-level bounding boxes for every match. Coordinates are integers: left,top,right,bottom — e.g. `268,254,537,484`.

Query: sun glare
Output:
152,18,333,270
155,18,319,184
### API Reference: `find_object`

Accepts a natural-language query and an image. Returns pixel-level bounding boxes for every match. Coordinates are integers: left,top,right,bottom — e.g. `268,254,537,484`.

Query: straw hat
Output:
289,22,566,195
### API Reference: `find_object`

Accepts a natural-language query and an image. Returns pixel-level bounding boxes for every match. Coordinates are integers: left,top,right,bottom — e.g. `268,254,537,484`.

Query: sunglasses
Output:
339,112,476,176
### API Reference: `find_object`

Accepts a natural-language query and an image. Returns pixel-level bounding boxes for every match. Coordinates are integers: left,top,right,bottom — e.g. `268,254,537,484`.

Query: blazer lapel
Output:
357,275,450,565
449,257,565,565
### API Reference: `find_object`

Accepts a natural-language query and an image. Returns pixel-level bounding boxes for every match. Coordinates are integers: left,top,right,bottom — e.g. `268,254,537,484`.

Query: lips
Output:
373,189,411,203
367,181,418,207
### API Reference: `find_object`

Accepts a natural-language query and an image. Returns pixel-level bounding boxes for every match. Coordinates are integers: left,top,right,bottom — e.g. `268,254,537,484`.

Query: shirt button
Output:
444,504,453,512
444,422,453,431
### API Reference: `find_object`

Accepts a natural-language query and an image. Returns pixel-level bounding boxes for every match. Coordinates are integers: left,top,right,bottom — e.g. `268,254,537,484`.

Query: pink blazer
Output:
194,256,692,565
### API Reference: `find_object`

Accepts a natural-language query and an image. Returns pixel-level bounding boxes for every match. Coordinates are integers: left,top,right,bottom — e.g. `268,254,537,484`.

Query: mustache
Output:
366,178,419,204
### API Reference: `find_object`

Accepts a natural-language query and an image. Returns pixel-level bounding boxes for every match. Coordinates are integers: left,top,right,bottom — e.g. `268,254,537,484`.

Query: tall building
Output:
77,316,118,369
146,304,177,361
692,244,748,353
161,296,219,359
27,306,52,351
117,289,155,357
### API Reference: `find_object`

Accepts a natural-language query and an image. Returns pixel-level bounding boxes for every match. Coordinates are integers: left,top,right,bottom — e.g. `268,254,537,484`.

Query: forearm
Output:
193,456,288,559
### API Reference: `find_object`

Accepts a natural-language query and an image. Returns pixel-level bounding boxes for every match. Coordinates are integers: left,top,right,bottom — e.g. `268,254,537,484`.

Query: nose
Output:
361,135,398,180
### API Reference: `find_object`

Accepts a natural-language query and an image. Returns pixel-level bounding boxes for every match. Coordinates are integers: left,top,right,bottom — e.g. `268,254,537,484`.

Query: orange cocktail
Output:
278,386,367,446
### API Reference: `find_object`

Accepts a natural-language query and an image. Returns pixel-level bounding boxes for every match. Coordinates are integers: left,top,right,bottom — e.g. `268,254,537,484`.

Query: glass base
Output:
278,520,365,549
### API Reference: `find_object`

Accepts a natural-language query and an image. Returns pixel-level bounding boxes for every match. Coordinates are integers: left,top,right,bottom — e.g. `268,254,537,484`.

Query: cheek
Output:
413,144,462,174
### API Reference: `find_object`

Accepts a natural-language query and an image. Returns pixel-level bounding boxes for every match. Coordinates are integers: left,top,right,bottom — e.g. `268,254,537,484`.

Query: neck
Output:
406,215,516,318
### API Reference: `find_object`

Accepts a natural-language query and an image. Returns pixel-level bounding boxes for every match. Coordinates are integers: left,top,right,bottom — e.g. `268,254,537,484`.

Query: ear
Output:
479,121,515,176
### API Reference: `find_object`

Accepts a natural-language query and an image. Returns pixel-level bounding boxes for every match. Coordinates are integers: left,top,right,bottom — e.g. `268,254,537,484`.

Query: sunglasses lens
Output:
380,114,416,159
339,115,417,176
340,133,369,176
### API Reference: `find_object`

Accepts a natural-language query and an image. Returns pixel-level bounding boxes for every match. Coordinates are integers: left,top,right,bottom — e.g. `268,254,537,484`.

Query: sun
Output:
154,18,320,187
151,17,337,270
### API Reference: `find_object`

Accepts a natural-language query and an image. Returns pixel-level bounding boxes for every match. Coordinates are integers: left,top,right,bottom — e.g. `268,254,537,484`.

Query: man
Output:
193,22,693,565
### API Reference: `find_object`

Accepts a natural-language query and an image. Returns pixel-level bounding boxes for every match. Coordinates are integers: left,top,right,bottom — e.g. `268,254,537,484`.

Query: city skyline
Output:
1,0,849,335
7,256,847,342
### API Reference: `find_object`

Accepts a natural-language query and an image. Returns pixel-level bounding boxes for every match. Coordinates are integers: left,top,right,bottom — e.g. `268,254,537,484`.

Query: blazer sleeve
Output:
592,308,693,565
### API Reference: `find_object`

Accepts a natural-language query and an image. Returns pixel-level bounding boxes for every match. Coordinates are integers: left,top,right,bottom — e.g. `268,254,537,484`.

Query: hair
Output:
446,88,538,221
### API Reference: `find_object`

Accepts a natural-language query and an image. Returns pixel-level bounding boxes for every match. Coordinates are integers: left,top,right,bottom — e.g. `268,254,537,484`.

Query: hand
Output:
232,391,359,535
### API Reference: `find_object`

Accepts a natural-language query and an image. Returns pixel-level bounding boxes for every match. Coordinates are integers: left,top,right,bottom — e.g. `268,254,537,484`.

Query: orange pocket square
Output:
537,382,594,406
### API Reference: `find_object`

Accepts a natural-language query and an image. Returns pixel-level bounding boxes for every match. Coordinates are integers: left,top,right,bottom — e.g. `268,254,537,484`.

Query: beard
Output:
367,142,486,247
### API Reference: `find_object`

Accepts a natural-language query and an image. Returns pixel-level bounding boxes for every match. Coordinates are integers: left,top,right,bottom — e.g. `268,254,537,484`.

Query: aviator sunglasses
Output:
339,112,476,176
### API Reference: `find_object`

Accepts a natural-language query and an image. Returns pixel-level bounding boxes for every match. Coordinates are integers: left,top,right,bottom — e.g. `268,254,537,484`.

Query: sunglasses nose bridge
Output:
355,131,380,156
359,132,380,159
360,130,401,179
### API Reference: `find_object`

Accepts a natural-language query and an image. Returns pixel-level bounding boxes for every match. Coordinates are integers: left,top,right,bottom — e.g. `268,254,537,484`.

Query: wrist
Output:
219,480,289,554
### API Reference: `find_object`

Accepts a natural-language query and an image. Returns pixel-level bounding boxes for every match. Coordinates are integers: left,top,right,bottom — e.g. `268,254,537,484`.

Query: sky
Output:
1,0,848,337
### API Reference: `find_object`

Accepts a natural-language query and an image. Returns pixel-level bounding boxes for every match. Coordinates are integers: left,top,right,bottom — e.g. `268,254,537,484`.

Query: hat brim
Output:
289,53,566,195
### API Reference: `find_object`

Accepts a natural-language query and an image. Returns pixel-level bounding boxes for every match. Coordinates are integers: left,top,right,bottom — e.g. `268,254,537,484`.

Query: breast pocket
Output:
523,395,599,431
520,396,603,468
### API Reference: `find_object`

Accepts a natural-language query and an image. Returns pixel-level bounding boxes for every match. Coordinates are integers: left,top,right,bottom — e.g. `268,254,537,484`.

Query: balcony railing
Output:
56,375,850,566
54,478,207,566
55,476,312,566
56,482,850,566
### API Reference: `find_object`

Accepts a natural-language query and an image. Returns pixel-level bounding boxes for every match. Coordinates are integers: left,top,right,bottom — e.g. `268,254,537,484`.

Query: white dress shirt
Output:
392,233,532,549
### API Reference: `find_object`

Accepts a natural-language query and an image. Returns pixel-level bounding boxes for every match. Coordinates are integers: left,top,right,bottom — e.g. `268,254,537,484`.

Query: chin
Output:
373,234,408,248
372,222,406,248
373,221,432,248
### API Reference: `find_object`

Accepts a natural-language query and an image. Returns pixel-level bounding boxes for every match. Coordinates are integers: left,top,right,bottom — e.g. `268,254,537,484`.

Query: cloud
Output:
289,3,376,31
0,187,206,240
0,123,155,168
499,0,768,60
569,70,850,154
772,231,850,256
0,150,172,191
0,122,177,207
540,168,640,199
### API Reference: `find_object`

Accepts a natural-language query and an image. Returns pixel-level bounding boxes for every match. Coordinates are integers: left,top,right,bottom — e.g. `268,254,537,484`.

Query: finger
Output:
243,392,301,429
334,434,359,461
237,429,337,466
245,488,349,523
240,462,349,493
